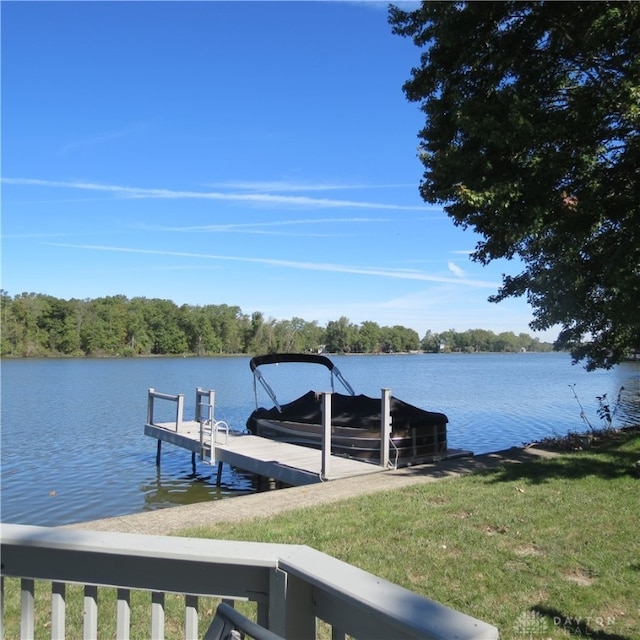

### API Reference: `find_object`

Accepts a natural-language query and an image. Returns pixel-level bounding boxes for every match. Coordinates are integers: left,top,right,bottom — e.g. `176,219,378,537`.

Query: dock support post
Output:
191,451,196,475
155,440,162,467
381,388,391,468
216,461,224,486
321,392,332,480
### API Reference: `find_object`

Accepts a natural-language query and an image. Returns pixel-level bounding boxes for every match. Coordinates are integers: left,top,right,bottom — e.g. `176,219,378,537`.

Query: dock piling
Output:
321,392,332,480
381,388,391,469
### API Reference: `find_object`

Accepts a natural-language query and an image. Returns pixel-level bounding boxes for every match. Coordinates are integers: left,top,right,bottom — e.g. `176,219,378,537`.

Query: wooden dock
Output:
144,387,471,488
145,420,385,486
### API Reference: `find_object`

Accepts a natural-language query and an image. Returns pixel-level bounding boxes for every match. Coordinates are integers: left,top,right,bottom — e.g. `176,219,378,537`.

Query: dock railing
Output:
148,387,394,474
319,389,394,477
147,387,228,464
194,387,228,459
147,387,185,432
1,524,500,640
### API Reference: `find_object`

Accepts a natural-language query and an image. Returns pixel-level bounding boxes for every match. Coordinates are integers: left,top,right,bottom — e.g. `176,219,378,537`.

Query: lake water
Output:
1,353,638,527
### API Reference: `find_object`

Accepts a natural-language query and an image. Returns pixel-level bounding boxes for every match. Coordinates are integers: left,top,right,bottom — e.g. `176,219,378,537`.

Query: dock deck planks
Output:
145,421,385,485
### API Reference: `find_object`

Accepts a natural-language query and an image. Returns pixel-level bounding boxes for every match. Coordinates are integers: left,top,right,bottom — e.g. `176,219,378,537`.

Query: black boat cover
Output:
248,390,448,431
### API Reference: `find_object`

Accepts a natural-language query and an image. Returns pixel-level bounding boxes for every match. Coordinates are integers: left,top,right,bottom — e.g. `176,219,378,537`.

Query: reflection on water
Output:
141,465,257,511
1,354,638,526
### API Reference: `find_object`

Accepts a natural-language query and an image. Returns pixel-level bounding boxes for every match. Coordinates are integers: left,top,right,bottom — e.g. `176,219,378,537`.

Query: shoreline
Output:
64,445,561,536
63,424,640,537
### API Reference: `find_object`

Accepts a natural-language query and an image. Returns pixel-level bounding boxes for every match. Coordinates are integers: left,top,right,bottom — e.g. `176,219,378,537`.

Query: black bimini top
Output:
249,353,336,372
250,353,356,407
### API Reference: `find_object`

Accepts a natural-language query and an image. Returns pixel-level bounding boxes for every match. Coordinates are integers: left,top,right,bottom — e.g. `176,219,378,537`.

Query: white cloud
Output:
141,216,392,238
206,180,419,193
59,123,147,154
447,261,466,278
141,215,445,237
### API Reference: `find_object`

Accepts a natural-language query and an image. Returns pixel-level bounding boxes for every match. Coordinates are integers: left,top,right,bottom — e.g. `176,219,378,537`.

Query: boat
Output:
246,353,450,467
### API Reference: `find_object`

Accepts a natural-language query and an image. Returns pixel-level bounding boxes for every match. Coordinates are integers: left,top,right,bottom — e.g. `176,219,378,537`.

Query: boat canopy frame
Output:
250,353,355,413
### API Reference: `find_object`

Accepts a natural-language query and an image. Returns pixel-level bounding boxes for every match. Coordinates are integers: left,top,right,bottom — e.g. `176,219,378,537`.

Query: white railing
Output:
318,389,393,477
194,388,228,462
147,387,228,465
1,524,499,640
147,388,185,432
148,387,392,474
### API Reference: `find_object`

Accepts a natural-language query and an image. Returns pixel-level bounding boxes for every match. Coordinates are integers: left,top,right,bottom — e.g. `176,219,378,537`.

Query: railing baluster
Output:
151,591,165,640
117,588,131,639
83,585,98,640
51,582,66,639
20,578,34,640
1,575,5,638
185,594,198,640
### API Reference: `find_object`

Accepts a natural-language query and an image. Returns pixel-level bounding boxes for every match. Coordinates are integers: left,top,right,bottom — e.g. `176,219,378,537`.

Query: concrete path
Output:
65,447,558,537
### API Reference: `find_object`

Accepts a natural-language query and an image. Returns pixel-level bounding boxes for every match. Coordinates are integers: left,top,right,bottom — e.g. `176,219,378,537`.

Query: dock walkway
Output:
144,420,385,486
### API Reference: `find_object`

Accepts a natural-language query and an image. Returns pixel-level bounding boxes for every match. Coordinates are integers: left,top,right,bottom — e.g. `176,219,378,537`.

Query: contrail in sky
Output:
3,177,430,211
46,242,498,288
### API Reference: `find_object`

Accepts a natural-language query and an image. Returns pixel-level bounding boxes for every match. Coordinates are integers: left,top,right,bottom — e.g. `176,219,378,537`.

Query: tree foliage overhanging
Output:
389,1,640,370
0,291,552,358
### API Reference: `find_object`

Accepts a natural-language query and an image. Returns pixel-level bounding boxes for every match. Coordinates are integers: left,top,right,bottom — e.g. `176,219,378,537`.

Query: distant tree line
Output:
0,291,553,358
421,328,552,354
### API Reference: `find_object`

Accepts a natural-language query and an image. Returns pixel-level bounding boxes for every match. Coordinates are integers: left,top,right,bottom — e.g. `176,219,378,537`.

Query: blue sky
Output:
1,1,555,341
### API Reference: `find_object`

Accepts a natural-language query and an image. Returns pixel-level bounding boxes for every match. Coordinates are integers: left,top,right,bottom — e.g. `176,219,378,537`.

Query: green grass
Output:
3,430,639,638
180,429,640,639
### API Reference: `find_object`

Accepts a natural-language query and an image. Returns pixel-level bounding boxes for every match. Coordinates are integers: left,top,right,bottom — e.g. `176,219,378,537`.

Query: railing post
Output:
195,387,214,423
147,388,155,425
283,572,316,638
321,392,332,480
268,569,287,635
175,394,184,432
380,388,391,468
208,390,216,456
195,388,202,422
208,390,215,421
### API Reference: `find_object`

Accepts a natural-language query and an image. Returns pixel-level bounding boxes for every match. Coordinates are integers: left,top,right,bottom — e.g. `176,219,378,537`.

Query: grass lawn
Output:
179,428,640,639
